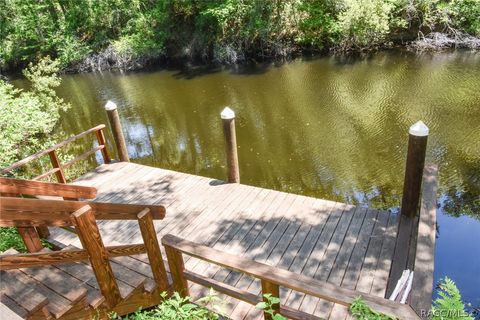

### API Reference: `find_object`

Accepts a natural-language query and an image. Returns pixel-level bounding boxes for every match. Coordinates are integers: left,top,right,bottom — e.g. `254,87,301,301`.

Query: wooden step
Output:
1,269,82,319
0,249,53,319
0,242,167,318
58,245,152,299
1,294,29,319
0,274,52,319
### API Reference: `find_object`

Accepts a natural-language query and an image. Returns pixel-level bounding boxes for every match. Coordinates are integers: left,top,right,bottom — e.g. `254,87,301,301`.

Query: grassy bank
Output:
1,0,479,72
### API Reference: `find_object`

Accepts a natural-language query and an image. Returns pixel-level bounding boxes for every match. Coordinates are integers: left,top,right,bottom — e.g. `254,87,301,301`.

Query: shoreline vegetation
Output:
1,0,479,74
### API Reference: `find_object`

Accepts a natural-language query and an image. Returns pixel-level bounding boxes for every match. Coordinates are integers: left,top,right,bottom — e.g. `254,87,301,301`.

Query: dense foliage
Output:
0,227,28,253
1,0,479,71
0,56,70,169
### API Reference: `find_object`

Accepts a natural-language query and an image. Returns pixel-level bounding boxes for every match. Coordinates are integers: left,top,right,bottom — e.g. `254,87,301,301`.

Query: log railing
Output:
0,195,169,308
0,177,99,252
0,125,111,183
162,234,422,320
0,177,98,252
0,177,97,199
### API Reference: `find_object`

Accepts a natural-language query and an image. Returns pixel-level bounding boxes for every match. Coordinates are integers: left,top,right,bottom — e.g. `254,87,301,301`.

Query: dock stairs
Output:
0,177,170,319
1,246,166,319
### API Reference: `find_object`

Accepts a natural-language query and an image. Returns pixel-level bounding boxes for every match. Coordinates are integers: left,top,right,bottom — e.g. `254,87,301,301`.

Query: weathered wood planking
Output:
47,162,412,320
409,165,438,315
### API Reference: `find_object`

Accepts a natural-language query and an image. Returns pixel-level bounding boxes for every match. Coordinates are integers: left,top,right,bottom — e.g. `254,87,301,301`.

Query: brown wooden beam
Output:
164,244,189,297
17,227,43,253
0,197,165,227
95,128,111,164
401,122,429,218
0,244,147,270
0,177,97,199
137,208,169,292
48,150,67,184
261,280,280,320
72,205,121,308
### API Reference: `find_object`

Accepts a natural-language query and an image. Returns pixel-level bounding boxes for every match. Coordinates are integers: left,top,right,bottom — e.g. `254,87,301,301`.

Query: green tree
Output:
0,56,70,170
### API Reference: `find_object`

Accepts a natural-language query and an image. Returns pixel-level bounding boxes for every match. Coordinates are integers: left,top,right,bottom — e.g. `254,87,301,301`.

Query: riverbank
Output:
54,32,477,74
1,0,479,74
4,37,479,76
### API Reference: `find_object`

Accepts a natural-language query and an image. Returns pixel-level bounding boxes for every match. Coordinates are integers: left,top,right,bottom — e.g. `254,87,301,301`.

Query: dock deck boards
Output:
49,162,402,320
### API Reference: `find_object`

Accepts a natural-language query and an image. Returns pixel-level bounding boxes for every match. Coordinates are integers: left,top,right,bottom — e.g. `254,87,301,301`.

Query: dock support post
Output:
221,107,240,183
105,100,130,162
401,121,429,218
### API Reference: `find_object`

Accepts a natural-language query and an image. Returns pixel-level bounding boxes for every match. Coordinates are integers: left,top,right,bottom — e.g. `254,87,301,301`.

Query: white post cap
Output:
409,121,429,136
221,107,235,120
105,100,118,111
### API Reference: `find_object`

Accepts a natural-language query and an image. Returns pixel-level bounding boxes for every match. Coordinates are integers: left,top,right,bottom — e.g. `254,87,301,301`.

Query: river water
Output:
34,50,480,307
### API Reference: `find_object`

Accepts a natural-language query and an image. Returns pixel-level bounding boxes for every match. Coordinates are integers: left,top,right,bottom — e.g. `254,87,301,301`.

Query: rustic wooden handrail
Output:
71,205,122,307
0,177,97,252
0,197,166,227
409,164,438,316
1,125,110,181
0,244,147,270
1,126,110,253
0,177,97,199
162,234,421,320
0,203,170,307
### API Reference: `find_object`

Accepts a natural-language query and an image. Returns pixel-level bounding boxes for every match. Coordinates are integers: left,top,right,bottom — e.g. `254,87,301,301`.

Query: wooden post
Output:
95,128,111,164
401,121,429,218
72,205,121,308
221,107,240,183
105,100,129,162
48,150,66,184
137,209,170,293
261,279,280,320
17,227,43,253
45,149,68,238
164,245,189,297
36,226,50,239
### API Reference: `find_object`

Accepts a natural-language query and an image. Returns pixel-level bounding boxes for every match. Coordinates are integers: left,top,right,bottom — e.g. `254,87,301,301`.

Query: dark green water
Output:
33,51,480,306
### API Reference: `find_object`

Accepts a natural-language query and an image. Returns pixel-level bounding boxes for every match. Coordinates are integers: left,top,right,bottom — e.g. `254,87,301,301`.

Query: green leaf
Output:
269,297,280,304
256,302,268,310
273,314,287,320
181,303,197,311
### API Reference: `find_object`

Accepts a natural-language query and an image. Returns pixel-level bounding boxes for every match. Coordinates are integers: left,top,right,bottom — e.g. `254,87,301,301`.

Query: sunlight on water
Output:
17,50,479,304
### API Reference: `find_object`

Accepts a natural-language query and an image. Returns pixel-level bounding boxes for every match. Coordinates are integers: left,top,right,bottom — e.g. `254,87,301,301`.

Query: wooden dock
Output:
1,122,437,320
48,161,404,319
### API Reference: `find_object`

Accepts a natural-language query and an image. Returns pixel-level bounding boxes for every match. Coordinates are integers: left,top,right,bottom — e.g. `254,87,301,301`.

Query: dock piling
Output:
221,107,240,183
105,100,130,162
401,121,429,218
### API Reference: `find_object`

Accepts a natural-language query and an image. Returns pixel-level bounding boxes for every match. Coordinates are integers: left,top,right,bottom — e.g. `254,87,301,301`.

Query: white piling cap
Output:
409,121,429,136
105,100,118,111
221,107,235,120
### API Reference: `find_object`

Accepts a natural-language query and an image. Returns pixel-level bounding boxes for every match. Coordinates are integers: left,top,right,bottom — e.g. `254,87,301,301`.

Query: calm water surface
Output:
38,51,480,306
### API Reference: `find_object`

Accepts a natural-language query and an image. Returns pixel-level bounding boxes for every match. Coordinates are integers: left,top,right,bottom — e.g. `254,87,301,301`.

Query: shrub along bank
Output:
1,0,479,72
